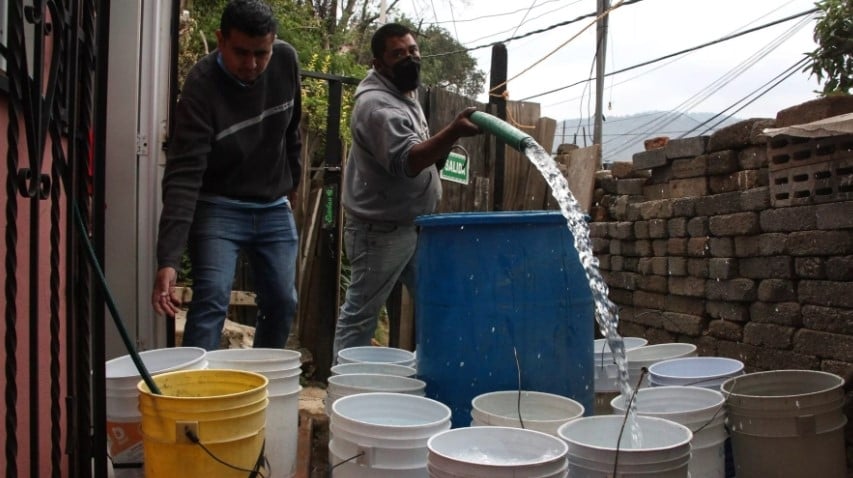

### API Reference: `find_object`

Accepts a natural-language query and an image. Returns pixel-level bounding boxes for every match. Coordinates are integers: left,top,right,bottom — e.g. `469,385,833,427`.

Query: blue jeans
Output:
182,200,298,350
333,217,418,360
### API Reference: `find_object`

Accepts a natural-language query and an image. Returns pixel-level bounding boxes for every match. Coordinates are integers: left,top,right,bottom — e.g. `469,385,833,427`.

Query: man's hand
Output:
152,267,181,316
450,106,482,138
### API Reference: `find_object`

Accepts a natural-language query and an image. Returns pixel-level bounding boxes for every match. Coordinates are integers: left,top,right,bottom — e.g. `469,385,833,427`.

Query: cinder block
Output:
633,148,668,170
665,136,709,159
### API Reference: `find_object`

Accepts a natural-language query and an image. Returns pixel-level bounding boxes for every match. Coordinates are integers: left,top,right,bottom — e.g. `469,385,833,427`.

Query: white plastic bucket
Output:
337,346,416,367
326,373,426,415
427,426,568,478
721,370,847,478
649,357,743,389
104,347,207,477
470,390,584,436
593,337,647,393
201,348,303,478
330,392,451,477
626,343,698,389
611,386,727,478
331,362,417,377
557,415,693,477
205,348,302,395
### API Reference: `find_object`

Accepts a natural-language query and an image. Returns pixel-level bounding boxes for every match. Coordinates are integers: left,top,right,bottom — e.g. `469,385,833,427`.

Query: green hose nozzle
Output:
470,111,536,152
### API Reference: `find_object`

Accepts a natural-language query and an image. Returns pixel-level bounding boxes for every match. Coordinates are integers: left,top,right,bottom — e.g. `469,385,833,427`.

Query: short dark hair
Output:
371,23,414,59
220,0,278,38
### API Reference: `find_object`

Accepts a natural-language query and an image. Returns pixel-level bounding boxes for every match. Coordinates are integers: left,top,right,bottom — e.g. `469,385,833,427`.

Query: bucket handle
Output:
328,448,367,476
181,424,269,477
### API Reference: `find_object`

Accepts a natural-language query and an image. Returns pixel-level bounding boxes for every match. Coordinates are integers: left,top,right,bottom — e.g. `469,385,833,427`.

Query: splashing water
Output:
523,142,642,446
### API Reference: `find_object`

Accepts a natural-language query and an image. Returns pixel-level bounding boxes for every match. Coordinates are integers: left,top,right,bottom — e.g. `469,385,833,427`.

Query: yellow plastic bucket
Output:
137,369,269,477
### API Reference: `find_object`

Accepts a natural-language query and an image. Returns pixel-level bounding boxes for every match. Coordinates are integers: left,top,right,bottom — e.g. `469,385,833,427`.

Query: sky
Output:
393,0,823,122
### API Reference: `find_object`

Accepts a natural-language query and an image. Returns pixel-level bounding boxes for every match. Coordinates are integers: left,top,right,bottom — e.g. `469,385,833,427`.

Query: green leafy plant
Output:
804,0,852,95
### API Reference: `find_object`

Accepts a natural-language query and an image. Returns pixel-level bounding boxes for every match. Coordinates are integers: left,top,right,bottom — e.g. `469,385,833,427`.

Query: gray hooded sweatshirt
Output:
342,69,441,224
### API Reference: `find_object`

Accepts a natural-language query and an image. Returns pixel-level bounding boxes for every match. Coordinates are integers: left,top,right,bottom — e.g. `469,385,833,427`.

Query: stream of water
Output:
522,141,642,446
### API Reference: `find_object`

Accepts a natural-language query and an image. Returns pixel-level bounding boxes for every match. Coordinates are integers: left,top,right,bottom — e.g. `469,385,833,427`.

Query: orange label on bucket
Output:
107,420,144,460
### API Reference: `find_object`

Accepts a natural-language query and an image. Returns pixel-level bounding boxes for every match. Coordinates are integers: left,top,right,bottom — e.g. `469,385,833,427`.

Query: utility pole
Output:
488,44,508,211
594,0,609,166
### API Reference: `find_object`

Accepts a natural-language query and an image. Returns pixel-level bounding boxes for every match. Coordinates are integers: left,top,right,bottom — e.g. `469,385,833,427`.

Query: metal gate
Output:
2,0,100,476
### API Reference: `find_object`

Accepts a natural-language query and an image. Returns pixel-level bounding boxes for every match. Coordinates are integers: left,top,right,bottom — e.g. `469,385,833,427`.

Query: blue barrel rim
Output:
415,210,567,227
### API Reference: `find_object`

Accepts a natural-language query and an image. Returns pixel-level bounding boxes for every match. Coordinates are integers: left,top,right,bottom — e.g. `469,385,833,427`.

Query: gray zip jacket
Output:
342,69,441,224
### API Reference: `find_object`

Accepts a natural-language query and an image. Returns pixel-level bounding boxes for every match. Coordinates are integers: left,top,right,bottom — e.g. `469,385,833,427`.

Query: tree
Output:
180,0,484,97
176,0,485,168
804,0,852,95
390,17,486,99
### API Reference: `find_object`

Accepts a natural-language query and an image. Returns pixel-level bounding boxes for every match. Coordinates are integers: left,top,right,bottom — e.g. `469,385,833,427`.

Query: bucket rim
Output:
593,337,648,355
557,415,693,452
625,343,698,363
330,362,417,377
203,347,302,363
331,392,451,430
610,386,725,422
327,373,426,392
648,356,743,381
427,426,568,467
471,390,585,423
336,346,416,365
720,369,845,398
105,346,207,379
137,368,269,399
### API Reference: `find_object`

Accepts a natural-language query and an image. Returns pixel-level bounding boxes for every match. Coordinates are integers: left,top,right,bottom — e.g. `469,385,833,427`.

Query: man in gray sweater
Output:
152,0,301,350
333,22,481,358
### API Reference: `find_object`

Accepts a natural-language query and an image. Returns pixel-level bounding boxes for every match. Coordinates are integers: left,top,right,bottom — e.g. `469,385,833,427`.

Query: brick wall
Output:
587,112,853,467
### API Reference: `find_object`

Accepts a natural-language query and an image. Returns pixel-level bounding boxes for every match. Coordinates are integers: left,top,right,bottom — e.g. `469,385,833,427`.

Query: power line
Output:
421,0,567,25
598,59,809,162
687,57,810,137
519,7,819,102
511,0,540,39
462,3,577,46
601,14,812,158
421,0,645,59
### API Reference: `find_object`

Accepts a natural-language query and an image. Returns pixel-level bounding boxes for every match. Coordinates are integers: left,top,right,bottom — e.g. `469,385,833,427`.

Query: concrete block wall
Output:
588,116,853,466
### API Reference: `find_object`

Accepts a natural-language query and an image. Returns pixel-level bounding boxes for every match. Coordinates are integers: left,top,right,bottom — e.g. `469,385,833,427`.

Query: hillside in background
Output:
552,111,751,164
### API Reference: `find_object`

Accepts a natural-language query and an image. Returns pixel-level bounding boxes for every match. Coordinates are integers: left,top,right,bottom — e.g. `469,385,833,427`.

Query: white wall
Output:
104,0,172,358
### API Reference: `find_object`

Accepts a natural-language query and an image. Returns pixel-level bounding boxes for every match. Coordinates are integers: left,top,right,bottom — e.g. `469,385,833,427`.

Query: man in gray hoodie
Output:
332,22,481,358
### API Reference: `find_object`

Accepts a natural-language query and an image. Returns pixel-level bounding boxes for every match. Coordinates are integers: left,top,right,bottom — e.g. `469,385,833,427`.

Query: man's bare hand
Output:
152,267,181,317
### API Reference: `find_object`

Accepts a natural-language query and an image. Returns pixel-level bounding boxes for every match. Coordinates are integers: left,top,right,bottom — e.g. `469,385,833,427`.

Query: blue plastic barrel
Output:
414,211,594,427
